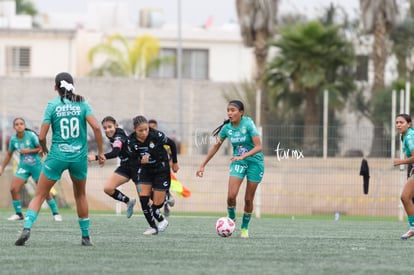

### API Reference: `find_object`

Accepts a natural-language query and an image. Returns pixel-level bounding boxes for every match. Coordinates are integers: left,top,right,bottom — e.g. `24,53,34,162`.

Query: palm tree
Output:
360,0,398,156
264,20,355,155
236,0,278,126
88,33,165,78
15,0,37,16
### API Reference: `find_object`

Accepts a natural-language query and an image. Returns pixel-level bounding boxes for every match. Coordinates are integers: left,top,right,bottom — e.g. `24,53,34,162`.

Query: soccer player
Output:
129,115,179,235
15,72,105,246
148,119,175,217
394,113,414,239
196,100,264,238
88,116,136,218
0,117,62,222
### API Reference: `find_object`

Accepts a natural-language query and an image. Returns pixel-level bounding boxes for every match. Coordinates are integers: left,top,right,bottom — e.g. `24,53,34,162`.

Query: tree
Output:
236,0,278,126
264,20,355,155
88,33,166,78
15,0,37,16
360,0,398,156
15,0,39,27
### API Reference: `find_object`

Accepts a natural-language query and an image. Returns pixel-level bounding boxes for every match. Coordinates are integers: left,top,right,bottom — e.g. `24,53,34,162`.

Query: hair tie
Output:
60,80,74,92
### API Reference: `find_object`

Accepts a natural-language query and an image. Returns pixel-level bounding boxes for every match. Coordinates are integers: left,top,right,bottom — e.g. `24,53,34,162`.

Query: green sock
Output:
78,218,90,237
408,216,414,228
241,213,252,230
12,200,23,215
227,207,236,221
23,209,38,229
47,198,59,215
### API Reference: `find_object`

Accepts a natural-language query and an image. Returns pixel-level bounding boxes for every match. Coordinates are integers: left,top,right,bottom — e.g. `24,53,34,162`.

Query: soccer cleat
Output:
167,194,175,207
81,236,93,246
8,214,24,221
157,219,169,232
401,230,414,240
164,205,170,218
15,228,31,246
53,214,63,222
143,227,158,235
240,228,249,238
126,198,136,218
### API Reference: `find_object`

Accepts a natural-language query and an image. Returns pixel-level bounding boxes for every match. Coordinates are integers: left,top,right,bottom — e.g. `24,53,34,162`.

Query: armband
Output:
95,155,98,161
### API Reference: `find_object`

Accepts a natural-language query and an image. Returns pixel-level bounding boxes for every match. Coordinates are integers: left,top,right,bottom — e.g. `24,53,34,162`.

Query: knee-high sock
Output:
23,209,38,229
152,203,164,222
227,206,236,221
139,196,157,229
12,200,23,215
46,198,59,215
408,216,414,229
78,218,90,237
241,213,252,230
110,189,129,203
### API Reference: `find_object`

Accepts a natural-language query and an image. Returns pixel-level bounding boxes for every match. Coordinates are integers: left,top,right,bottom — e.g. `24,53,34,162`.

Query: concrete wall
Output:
1,76,235,155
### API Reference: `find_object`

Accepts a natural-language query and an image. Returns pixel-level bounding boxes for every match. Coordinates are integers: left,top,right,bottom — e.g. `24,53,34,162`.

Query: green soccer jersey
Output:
403,127,414,158
43,96,93,162
8,130,41,166
219,116,264,162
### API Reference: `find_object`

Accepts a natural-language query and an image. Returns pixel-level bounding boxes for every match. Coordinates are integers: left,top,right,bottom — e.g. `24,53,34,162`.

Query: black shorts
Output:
114,163,139,183
138,167,170,191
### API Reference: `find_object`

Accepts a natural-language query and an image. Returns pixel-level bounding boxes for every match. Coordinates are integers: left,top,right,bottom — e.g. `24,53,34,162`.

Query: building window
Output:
149,48,209,80
6,46,31,75
355,55,368,81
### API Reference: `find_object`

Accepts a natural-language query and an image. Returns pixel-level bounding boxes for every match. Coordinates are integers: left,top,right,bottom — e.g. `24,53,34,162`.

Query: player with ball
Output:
196,100,264,238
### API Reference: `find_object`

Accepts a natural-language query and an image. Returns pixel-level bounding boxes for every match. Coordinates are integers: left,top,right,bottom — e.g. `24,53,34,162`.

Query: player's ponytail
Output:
212,119,230,137
55,72,84,103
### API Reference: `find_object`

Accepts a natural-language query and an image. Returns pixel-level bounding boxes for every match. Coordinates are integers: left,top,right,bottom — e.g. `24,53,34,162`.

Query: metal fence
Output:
0,122,405,220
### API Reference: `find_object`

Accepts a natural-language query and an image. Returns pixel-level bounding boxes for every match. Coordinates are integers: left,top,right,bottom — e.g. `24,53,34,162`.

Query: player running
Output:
129,115,179,235
0,117,62,222
196,100,264,238
88,116,137,218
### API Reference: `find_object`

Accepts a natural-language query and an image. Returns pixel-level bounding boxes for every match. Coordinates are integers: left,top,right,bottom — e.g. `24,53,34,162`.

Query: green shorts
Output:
42,156,88,181
229,160,264,183
15,162,42,182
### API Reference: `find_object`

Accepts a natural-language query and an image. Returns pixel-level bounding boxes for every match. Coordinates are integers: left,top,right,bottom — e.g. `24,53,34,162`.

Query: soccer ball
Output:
215,217,235,237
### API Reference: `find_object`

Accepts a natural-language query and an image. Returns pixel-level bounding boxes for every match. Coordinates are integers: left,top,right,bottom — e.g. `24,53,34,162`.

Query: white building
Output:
0,1,255,82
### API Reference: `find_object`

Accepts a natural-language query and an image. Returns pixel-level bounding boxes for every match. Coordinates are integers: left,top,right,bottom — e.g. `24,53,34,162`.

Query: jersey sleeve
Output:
218,124,228,139
8,136,15,151
29,131,40,147
42,101,55,124
246,117,260,137
406,134,414,153
83,101,93,117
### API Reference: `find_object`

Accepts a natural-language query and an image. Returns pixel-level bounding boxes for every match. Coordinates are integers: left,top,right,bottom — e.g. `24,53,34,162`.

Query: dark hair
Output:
101,116,117,125
211,100,245,137
13,117,38,136
133,115,148,128
228,100,244,111
55,72,84,103
397,113,412,123
148,119,158,125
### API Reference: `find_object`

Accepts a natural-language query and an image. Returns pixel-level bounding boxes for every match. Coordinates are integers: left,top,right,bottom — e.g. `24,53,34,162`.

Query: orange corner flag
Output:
170,172,191,198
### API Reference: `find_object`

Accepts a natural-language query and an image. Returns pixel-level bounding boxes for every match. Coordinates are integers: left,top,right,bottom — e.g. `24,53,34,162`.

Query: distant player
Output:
0,117,62,222
394,113,414,239
88,116,137,218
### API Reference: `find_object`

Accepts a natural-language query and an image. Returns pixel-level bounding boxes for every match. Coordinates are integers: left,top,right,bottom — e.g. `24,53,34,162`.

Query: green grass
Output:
0,210,412,275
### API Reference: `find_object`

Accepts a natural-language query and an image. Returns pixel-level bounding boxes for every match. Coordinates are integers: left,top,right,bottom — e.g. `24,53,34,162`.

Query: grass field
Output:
0,209,412,275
